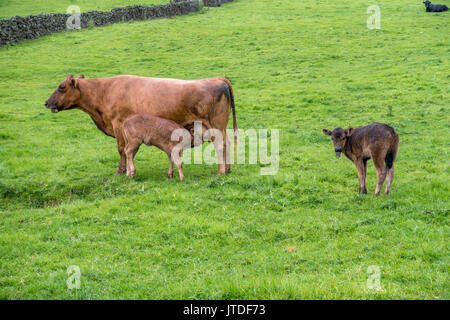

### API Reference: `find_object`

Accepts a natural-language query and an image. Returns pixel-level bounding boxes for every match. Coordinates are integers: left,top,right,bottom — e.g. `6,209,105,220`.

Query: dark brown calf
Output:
323,123,399,196
123,114,192,181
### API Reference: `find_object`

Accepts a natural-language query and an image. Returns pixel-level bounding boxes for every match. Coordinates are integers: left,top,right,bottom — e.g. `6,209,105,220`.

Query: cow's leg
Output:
117,145,126,174
373,155,387,196
223,130,231,173
355,159,367,194
209,90,232,175
385,166,394,195
215,130,226,175
115,127,127,175
204,125,226,175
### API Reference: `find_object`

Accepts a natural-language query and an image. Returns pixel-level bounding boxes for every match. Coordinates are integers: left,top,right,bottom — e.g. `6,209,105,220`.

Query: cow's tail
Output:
220,77,237,159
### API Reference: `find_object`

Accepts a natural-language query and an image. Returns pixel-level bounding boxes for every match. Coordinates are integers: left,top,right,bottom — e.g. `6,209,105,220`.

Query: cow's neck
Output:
76,79,110,135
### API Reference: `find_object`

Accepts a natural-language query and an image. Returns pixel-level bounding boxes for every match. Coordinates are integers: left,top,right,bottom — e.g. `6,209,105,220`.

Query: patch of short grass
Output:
0,0,448,299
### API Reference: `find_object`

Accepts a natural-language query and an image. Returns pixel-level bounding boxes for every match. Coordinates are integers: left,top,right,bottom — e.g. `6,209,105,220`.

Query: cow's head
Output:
423,1,431,7
323,127,354,159
45,74,84,113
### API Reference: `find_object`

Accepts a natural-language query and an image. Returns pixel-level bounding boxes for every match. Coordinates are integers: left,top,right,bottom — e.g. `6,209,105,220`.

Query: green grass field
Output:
0,0,449,299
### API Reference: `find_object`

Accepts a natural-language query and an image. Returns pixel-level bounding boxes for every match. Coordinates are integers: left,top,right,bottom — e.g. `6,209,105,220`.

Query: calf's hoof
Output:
126,171,136,178
116,169,126,175
168,173,173,179
179,175,185,181
359,189,367,194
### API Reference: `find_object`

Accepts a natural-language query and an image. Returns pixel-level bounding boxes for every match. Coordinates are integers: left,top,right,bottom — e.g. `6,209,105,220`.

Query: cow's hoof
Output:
168,173,173,179
127,172,136,178
116,169,126,175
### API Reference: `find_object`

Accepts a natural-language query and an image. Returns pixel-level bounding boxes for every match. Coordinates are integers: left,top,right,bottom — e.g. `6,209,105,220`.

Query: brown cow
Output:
323,123,399,196
123,114,191,181
45,74,237,175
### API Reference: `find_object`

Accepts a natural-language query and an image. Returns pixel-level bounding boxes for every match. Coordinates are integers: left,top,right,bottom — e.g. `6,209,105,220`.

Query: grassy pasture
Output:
0,0,449,299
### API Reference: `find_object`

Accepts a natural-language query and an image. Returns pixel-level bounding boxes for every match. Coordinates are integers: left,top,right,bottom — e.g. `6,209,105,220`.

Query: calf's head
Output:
45,74,84,113
323,127,354,159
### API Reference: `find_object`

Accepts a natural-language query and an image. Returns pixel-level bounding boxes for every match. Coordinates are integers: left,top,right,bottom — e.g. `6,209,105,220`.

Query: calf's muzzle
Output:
335,147,342,159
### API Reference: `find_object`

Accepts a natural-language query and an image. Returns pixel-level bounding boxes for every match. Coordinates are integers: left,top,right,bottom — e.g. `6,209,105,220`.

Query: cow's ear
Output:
345,128,354,137
323,129,332,136
77,75,85,79
70,77,80,88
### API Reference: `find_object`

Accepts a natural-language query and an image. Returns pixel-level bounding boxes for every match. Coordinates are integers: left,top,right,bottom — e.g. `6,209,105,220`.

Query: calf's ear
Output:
77,75,85,79
345,128,354,136
322,129,332,136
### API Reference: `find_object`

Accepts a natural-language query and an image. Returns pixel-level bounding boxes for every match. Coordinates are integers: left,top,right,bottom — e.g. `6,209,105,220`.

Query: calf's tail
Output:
385,152,394,169
385,133,399,169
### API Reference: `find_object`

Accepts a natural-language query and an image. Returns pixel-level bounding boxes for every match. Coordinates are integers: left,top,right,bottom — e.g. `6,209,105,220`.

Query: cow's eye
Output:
59,86,65,91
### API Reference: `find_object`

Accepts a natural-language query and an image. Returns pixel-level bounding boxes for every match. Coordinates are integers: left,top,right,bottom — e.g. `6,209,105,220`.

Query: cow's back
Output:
102,76,225,126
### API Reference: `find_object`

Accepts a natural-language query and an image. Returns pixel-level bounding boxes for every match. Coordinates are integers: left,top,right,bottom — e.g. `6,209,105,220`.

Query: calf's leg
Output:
169,145,185,181
355,159,367,194
373,155,387,196
384,148,397,195
175,159,184,181
362,158,368,193
385,166,394,195
125,140,140,178
168,155,174,179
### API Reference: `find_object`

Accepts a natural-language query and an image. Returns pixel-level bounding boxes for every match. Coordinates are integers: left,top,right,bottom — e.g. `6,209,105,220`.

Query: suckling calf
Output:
323,123,399,196
123,114,192,180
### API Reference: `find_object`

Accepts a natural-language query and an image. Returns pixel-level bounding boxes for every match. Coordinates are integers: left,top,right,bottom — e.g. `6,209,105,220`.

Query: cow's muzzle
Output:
45,100,60,113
